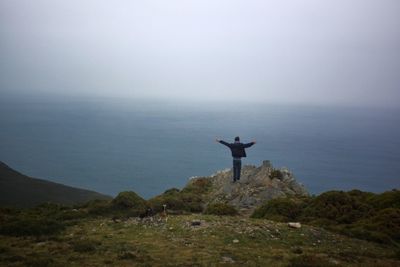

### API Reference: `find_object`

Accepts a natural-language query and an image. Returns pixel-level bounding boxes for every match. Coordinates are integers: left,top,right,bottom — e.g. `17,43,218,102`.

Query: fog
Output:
1,0,399,107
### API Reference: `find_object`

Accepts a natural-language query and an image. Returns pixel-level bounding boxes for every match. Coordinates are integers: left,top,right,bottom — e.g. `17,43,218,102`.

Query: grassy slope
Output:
1,214,399,267
0,161,111,207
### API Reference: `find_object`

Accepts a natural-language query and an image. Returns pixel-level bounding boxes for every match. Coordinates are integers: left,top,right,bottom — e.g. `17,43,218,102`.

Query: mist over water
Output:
1,96,399,198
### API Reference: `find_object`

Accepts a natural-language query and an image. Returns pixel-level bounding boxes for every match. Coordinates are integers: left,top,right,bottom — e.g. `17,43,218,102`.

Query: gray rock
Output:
221,256,235,263
186,160,308,215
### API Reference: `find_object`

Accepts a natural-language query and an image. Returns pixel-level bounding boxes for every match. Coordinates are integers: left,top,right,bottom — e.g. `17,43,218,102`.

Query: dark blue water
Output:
1,97,399,198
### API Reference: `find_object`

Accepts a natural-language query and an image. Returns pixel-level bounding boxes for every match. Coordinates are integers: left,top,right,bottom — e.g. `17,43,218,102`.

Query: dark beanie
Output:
234,136,240,141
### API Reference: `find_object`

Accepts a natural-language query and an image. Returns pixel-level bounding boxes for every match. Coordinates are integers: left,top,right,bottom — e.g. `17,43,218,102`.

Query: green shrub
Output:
111,191,148,217
347,189,375,201
301,191,371,224
0,215,65,237
112,191,147,209
251,197,308,221
149,188,186,212
149,184,206,213
85,199,112,215
342,208,400,245
148,179,211,214
251,190,400,246
368,190,400,210
163,188,180,194
0,203,88,237
180,192,204,212
205,203,238,216
57,209,87,221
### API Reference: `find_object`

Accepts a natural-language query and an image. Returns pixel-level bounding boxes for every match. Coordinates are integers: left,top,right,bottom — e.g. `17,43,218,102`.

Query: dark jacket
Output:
219,140,255,158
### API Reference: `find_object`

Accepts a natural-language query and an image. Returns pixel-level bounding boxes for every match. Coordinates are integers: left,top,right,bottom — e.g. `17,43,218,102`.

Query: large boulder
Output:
187,160,308,215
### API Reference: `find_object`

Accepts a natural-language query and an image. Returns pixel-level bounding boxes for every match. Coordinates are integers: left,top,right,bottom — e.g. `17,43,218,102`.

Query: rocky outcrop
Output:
187,160,308,215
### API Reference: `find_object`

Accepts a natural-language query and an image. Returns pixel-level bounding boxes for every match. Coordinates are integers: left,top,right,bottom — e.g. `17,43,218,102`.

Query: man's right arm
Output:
216,139,231,147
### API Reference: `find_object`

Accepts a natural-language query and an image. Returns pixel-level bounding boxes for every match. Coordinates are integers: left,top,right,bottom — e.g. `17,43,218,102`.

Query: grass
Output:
1,188,399,266
1,214,399,266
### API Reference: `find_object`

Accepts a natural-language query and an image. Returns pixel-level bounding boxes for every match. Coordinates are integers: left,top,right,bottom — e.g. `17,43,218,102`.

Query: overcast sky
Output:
1,0,399,106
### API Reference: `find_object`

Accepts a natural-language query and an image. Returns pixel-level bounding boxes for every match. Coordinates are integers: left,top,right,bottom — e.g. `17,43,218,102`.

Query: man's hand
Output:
216,138,221,143
252,140,256,144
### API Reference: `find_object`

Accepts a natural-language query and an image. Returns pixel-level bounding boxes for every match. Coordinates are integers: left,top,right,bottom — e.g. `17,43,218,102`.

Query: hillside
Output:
0,161,111,207
0,161,399,266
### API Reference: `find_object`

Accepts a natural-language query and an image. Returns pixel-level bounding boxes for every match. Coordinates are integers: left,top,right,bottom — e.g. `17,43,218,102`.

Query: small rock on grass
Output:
191,220,201,226
288,222,301,229
221,256,235,263
232,239,239,243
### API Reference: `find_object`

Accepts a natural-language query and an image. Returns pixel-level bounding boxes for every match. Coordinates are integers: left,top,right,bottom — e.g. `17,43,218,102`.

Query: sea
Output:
1,96,399,199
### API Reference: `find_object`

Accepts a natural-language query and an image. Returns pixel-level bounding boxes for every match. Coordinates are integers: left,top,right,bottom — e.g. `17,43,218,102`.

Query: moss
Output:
205,203,238,216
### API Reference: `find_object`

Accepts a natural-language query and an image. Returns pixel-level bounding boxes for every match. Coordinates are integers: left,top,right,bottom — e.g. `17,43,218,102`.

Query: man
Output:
216,137,256,182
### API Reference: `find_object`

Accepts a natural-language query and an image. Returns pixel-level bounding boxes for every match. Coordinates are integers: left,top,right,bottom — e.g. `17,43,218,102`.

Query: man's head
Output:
234,136,240,142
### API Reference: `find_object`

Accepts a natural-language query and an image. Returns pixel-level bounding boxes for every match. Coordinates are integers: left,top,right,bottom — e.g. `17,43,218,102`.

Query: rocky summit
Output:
188,160,308,215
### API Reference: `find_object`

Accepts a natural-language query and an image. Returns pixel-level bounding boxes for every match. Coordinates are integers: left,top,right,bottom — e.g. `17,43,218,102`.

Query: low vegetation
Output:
251,189,400,245
0,203,86,237
148,177,212,213
205,203,238,216
81,191,149,218
0,213,398,266
0,187,399,266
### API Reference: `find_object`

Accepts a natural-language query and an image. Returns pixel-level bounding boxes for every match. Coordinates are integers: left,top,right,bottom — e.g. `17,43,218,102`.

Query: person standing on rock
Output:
216,137,256,182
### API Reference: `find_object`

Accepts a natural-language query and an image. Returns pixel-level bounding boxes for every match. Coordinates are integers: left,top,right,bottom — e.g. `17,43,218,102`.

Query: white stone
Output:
288,222,301,229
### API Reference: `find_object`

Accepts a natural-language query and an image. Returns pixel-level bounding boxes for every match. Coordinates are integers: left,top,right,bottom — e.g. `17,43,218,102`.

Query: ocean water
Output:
1,97,399,199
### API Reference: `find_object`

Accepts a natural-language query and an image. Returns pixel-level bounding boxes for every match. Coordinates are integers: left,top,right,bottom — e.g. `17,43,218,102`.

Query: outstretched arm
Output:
216,139,231,147
244,140,256,148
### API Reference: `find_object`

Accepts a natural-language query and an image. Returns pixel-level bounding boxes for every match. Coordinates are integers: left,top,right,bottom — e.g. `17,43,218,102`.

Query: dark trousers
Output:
233,159,242,181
